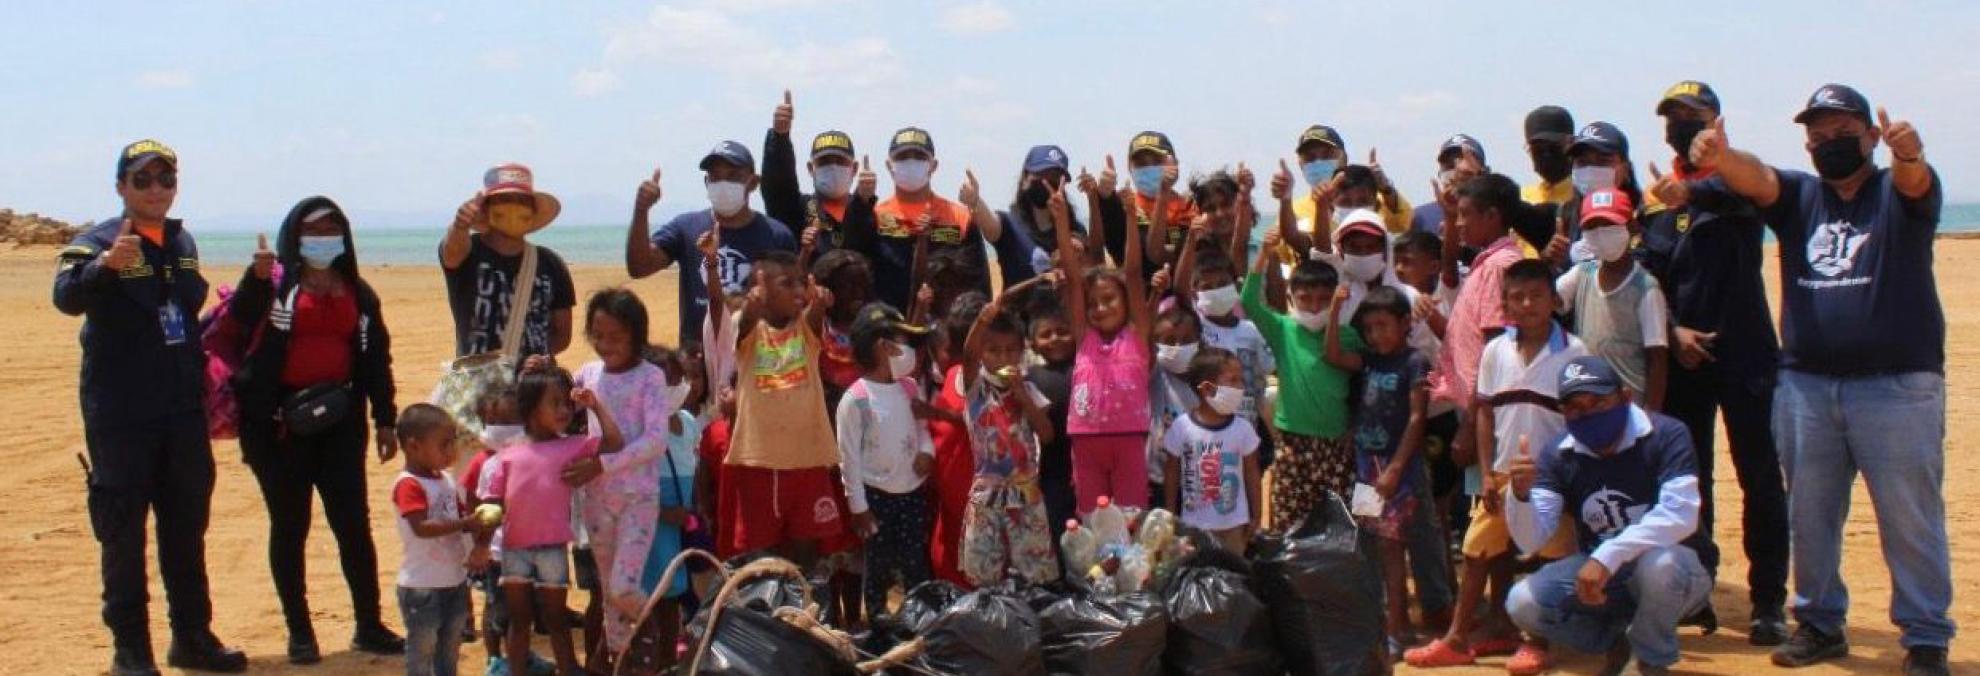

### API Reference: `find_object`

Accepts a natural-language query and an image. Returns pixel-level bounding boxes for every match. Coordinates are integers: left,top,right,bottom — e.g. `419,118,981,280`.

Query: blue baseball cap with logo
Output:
699,140,756,172
1558,356,1623,400
1793,83,1872,125
1023,145,1069,174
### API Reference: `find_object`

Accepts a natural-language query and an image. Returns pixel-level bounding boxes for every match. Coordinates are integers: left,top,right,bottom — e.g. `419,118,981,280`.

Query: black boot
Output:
286,623,322,665
109,640,160,676
352,622,406,655
166,632,248,673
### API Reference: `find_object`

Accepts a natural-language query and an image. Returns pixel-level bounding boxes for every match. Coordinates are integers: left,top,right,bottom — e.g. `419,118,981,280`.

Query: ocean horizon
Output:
176,202,1980,267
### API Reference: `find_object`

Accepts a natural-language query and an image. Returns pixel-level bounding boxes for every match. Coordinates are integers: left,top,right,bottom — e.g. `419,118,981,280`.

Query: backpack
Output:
200,265,281,440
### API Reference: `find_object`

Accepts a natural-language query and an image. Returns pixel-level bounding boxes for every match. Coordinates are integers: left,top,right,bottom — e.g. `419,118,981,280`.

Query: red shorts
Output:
722,465,846,554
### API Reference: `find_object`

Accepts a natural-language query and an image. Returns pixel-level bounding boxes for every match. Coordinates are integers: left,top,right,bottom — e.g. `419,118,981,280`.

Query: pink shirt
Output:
486,435,601,549
1068,328,1152,436
1434,236,1522,406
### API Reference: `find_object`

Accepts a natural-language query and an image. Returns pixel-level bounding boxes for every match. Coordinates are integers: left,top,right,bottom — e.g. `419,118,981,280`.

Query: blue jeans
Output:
399,583,469,676
1507,547,1710,668
1405,460,1453,614
1774,369,1955,648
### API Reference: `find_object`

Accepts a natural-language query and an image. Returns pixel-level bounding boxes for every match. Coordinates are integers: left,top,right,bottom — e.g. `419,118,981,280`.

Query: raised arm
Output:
1877,107,1934,200
441,198,478,270
627,170,675,278
1271,160,1315,255
1080,157,1120,266
960,169,1001,244
1321,286,1362,372
574,387,625,454
1688,116,1781,208
1051,181,1089,338
760,91,806,232
1144,155,1180,267
1123,180,1154,344
1308,172,1343,255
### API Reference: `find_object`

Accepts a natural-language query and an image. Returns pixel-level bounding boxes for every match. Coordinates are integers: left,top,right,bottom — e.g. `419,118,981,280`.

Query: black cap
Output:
1524,105,1575,144
116,138,178,179
810,131,855,161
1438,133,1485,165
1568,121,1630,157
1793,83,1872,125
698,140,756,171
1656,80,1721,116
1296,124,1346,152
888,127,935,158
849,302,929,346
1128,131,1174,159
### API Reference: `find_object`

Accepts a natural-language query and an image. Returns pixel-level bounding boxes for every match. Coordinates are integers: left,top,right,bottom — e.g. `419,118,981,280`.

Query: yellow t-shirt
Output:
727,320,839,470
1278,192,1414,264
1521,179,1574,208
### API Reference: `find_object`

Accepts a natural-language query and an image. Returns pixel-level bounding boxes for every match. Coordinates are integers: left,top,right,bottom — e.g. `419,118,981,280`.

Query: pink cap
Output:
1096,496,1112,509
1579,188,1635,227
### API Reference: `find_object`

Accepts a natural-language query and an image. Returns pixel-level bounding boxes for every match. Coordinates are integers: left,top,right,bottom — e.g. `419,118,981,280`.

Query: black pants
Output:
1665,362,1790,613
243,411,384,636
862,487,933,620
84,414,218,655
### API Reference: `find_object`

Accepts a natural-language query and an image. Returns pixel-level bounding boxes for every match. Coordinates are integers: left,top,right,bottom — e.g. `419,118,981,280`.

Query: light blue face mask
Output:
1301,159,1340,187
1131,165,1164,196
1571,165,1617,195
299,235,345,269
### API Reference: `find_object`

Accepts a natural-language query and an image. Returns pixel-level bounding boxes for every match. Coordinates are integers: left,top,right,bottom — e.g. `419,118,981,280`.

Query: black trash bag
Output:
1158,545,1281,676
1249,492,1387,676
680,573,859,676
1023,578,1083,614
919,585,1047,676
897,579,967,632
1039,589,1168,676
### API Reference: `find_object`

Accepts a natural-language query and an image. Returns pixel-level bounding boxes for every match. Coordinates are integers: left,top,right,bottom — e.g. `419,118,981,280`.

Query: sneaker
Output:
1771,624,1848,667
352,623,407,655
1505,642,1553,676
1904,646,1949,676
484,655,512,676
1750,613,1790,647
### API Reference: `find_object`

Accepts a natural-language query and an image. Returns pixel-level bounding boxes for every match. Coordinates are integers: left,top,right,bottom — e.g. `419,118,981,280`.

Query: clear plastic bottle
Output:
1136,508,1177,558
1116,545,1152,593
1060,519,1099,575
1089,496,1130,547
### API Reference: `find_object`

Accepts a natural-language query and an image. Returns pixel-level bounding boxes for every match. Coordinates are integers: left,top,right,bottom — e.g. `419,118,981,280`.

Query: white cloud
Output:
594,4,904,89
134,69,193,90
572,68,622,97
940,1,1014,34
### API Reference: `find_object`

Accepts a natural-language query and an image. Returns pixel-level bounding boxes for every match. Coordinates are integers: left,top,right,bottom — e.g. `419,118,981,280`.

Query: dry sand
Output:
0,242,1973,675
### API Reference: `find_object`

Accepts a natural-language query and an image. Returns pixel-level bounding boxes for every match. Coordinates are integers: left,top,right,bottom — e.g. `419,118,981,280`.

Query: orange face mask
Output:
486,202,536,238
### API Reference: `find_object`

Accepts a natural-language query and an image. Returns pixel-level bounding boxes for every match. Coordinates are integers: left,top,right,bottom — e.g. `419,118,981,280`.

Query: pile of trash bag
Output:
897,581,1046,676
1035,583,1168,676
1250,494,1389,676
1157,542,1281,675
679,566,860,676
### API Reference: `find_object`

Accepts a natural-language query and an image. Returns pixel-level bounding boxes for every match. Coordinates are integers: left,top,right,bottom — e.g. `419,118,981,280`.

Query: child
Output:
811,248,874,414
1242,224,1360,529
959,276,1063,585
1178,249,1277,470
640,346,707,605
1556,188,1668,410
929,293,989,587
572,289,689,659
1049,175,1155,514
1147,306,1202,504
486,367,625,675
704,241,844,567
834,302,937,619
1409,259,1587,673
392,404,492,676
1390,229,1461,633
1161,347,1263,554
459,385,556,676
1024,303,1081,556
695,383,738,560
1324,285,1432,655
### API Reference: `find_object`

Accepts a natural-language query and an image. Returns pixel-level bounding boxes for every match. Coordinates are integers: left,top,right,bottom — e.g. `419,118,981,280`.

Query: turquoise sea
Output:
187,202,1980,267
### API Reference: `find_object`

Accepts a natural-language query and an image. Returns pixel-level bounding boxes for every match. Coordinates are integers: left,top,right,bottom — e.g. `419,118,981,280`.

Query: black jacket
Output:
229,197,396,456
761,128,878,258
54,217,209,429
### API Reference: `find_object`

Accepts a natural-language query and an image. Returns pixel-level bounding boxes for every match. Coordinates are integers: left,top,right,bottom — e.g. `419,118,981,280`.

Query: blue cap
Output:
1794,83,1872,125
1023,145,1069,174
1438,134,1485,165
698,140,755,172
1558,356,1623,400
1568,121,1630,158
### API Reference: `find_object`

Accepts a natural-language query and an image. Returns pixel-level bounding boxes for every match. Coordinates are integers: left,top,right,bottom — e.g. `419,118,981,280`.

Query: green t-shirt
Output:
1241,273,1359,439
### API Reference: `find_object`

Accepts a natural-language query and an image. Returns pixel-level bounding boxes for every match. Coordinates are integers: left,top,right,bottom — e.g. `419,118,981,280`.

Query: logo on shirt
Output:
1805,220,1869,278
715,246,754,294
1580,488,1649,539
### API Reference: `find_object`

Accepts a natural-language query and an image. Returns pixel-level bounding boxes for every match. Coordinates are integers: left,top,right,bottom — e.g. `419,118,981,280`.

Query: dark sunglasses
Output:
127,171,178,190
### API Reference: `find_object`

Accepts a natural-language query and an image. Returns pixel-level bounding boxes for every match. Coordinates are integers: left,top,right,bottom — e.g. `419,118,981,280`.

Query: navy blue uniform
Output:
53,216,218,657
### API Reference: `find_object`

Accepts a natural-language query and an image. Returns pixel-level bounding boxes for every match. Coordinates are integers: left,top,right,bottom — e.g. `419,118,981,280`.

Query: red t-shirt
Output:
928,364,975,587
280,289,358,388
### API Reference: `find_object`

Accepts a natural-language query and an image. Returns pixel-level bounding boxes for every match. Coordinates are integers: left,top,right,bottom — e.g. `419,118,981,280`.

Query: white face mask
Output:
1156,342,1199,374
1583,226,1632,262
707,180,749,217
891,159,932,192
1290,306,1329,331
1194,284,1240,318
813,165,853,199
1207,384,1245,416
1331,206,1356,226
886,341,918,379
1571,165,1617,195
1342,253,1386,283
481,424,526,450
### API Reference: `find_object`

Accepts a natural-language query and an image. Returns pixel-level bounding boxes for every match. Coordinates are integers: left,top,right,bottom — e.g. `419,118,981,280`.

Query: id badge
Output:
159,301,187,346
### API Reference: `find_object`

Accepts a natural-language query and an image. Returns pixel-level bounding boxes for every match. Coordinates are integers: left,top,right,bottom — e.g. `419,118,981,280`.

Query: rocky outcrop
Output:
0,210,86,246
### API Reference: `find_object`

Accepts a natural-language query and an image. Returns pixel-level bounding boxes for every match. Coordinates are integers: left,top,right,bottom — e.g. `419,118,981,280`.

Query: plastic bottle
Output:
1089,496,1130,547
1060,519,1098,575
1116,546,1152,593
1136,508,1177,558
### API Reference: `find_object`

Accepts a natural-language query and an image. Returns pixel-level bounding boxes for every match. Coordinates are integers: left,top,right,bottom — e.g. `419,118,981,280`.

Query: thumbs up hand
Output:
1689,115,1728,171
1507,433,1539,501
1271,159,1294,201
1878,106,1923,160
959,169,983,208
1097,155,1119,197
103,218,143,271
636,168,663,212
856,155,876,200
252,233,276,280
772,89,794,135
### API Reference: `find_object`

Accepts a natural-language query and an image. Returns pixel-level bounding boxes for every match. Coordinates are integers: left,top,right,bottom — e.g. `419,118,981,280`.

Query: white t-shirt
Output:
1555,262,1670,395
834,376,935,513
1475,325,1588,473
1197,316,1275,423
1161,412,1261,531
393,470,472,589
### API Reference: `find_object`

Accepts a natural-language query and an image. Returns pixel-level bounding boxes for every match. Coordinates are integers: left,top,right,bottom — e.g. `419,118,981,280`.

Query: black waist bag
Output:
281,383,351,437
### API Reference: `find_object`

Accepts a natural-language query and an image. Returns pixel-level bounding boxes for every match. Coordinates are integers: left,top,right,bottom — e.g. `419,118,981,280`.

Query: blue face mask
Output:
299,235,345,269
1131,165,1164,197
1565,403,1631,452
1571,165,1617,195
1301,159,1340,188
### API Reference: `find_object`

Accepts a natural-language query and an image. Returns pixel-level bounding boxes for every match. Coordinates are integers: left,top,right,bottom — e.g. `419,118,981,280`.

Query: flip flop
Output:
1505,642,1554,676
1404,638,1478,668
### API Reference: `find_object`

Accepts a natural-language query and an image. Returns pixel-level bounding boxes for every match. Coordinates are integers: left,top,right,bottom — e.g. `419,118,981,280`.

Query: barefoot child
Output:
1050,176,1156,513
392,404,493,676
959,275,1063,585
835,302,936,618
1161,347,1263,554
485,368,625,675
1324,285,1432,656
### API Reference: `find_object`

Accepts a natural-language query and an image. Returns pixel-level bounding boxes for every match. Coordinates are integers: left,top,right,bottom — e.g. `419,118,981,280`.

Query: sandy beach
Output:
2,241,1973,675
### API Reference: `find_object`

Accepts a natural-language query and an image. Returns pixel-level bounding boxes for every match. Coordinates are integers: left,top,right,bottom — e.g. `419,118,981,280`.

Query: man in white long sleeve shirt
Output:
1504,357,1708,676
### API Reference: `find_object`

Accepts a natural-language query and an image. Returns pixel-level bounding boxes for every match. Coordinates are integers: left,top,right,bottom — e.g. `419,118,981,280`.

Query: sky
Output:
4,0,1975,231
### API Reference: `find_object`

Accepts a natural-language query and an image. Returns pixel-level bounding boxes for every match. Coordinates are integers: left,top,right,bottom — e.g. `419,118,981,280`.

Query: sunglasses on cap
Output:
126,170,178,191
